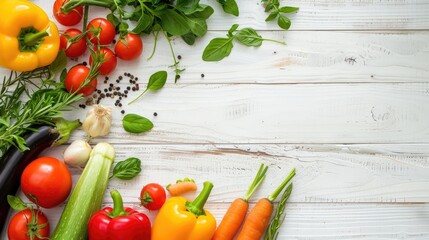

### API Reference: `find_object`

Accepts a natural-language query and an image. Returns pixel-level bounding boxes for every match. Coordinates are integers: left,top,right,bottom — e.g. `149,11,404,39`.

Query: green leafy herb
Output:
217,0,239,16
129,71,167,104
7,195,28,211
122,114,154,133
203,25,285,62
109,157,142,180
261,0,298,30
264,183,293,240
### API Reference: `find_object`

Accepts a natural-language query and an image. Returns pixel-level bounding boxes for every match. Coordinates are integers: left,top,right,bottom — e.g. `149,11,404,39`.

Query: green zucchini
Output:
51,142,115,240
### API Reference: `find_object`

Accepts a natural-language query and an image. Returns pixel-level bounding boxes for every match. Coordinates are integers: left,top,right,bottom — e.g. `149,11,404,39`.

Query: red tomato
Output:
8,208,49,240
21,157,72,208
87,18,116,45
65,65,97,96
53,0,83,26
89,47,117,75
140,183,166,210
115,33,143,60
60,28,87,58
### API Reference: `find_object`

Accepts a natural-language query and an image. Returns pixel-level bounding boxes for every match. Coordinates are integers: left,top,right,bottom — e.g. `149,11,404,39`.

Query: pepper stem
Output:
186,181,213,217
109,190,127,218
24,29,49,46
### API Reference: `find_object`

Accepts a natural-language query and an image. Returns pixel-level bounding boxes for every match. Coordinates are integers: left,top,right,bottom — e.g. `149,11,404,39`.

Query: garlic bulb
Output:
82,104,112,138
64,139,92,167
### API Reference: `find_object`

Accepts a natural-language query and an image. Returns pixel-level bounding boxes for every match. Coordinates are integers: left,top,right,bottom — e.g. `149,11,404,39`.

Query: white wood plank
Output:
61,83,429,144
35,0,429,30
19,144,429,203
3,203,429,239
3,31,428,84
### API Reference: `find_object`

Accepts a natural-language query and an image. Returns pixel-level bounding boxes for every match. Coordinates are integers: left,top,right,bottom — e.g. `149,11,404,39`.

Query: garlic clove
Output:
63,139,92,168
82,104,113,138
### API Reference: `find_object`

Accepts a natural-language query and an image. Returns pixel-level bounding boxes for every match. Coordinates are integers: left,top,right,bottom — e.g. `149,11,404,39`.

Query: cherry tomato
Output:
20,157,72,208
115,33,143,60
8,208,49,240
65,65,98,97
89,47,117,75
140,183,166,210
87,18,116,45
53,0,83,26
60,28,87,58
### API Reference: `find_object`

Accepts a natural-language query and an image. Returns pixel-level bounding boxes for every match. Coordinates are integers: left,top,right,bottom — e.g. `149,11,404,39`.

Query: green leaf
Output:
265,3,274,12
160,9,190,36
132,12,153,34
278,14,291,30
48,50,67,74
265,11,279,22
278,6,299,13
235,28,263,47
175,0,199,14
228,23,239,37
202,37,234,61
122,114,154,133
110,157,142,180
219,0,239,16
147,71,167,91
119,22,130,36
7,195,28,211
182,32,196,45
186,17,207,37
0,117,10,127
189,5,214,19
107,13,120,27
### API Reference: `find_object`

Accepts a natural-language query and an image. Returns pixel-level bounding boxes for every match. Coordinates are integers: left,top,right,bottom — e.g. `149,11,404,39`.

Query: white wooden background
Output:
2,0,429,239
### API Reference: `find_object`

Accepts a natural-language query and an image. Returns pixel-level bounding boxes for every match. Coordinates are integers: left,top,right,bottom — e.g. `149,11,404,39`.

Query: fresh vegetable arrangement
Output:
0,0,300,238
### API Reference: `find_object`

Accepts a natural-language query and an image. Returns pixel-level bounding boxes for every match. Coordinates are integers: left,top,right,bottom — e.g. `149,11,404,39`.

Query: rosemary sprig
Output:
263,183,293,240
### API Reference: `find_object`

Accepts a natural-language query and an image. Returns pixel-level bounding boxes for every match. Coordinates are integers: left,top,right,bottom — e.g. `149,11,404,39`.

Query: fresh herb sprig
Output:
129,70,167,105
263,183,293,240
262,0,298,30
0,53,82,155
203,24,286,61
216,0,239,16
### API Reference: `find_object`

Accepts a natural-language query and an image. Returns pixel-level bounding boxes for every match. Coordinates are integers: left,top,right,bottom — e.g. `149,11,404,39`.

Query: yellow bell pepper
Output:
0,0,60,72
152,181,216,240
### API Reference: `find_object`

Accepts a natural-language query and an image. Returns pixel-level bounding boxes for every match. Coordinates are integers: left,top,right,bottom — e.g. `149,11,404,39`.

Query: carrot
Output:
236,168,295,240
166,178,197,196
213,163,268,240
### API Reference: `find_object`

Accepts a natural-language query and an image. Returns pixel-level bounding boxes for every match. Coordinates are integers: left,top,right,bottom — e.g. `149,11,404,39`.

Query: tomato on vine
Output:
115,33,143,60
64,65,98,97
8,208,49,240
87,18,116,45
21,157,72,208
60,28,87,58
89,47,117,75
53,0,83,26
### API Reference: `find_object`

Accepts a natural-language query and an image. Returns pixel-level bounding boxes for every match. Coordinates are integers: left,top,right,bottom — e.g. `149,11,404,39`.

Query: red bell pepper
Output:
88,190,151,240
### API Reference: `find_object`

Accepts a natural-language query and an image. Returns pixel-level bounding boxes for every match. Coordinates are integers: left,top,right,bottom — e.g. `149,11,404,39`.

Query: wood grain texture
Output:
62,83,429,144
14,143,429,203
36,0,429,30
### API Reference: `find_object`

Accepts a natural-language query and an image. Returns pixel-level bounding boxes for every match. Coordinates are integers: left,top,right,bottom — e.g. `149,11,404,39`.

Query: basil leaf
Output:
235,28,263,47
160,9,190,36
278,6,299,13
182,32,196,45
189,5,214,19
132,12,153,34
218,0,239,16
7,195,28,211
110,157,142,180
175,0,199,15
278,14,291,30
147,71,167,91
228,24,239,37
265,3,274,12
202,37,234,61
265,11,279,22
186,17,207,37
122,114,154,133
